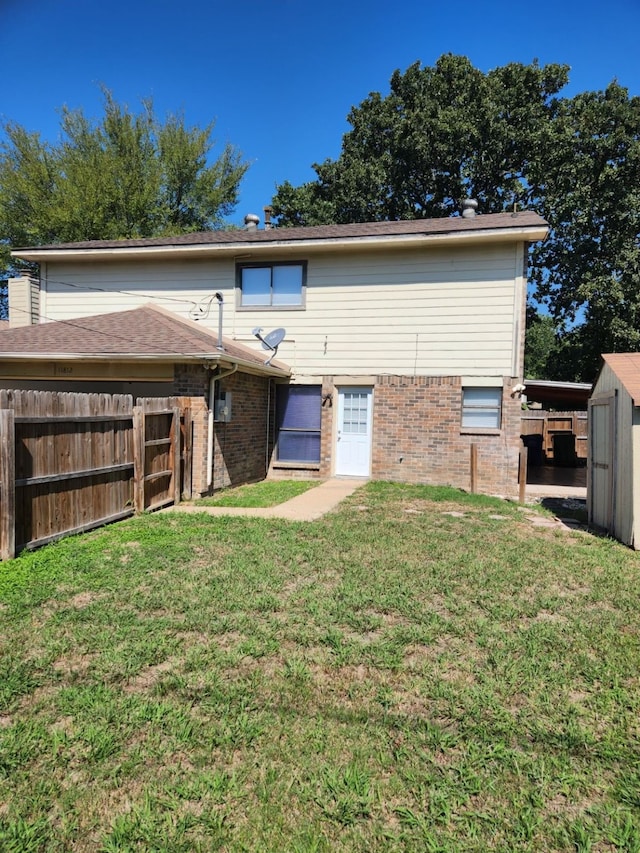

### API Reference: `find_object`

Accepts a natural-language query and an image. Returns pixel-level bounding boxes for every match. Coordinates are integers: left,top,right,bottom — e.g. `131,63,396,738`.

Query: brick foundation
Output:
304,375,522,498
172,367,523,499
369,375,522,498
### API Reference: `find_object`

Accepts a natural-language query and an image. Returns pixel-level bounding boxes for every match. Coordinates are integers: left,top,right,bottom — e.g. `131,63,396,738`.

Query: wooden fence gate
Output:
0,390,192,560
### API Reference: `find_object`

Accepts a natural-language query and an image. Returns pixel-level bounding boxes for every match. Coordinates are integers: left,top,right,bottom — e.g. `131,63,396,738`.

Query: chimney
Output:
244,213,260,231
8,274,40,327
461,198,478,219
263,205,273,230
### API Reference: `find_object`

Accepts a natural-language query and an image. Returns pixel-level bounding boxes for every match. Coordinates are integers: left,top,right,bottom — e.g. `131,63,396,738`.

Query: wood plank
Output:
15,462,133,488
470,443,477,494
143,469,172,484
146,496,175,512
14,414,132,424
0,409,16,561
144,438,172,448
519,447,528,504
171,406,180,505
181,406,193,500
23,508,135,551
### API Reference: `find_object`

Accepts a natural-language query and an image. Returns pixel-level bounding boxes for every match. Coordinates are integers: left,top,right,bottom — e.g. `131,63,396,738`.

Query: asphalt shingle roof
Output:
602,353,640,405
0,304,289,373
14,211,547,253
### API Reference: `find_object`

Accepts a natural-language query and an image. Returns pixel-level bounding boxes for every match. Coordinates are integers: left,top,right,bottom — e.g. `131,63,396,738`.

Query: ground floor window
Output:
461,387,502,429
276,384,321,463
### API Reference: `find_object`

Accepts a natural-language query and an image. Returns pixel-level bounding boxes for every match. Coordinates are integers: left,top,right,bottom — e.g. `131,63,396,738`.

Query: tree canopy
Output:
0,90,248,276
272,55,640,382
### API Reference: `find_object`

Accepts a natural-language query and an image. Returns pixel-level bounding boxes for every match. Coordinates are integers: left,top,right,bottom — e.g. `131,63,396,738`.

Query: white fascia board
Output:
525,379,592,391
11,225,549,263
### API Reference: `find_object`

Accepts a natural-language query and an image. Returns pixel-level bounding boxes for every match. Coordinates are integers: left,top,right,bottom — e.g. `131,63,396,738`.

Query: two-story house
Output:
3,208,548,497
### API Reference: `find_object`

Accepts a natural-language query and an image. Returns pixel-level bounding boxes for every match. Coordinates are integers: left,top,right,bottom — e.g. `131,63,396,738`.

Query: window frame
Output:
275,383,322,466
460,386,503,433
236,260,307,310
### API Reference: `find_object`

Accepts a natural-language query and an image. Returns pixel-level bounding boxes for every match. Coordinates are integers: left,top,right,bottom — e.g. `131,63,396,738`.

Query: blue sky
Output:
2,0,639,227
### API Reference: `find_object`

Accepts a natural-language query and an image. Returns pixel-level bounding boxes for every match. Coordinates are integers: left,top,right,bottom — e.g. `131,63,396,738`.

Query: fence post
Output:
132,406,145,513
470,443,478,494
0,409,16,560
181,406,193,501
171,406,181,505
519,446,528,505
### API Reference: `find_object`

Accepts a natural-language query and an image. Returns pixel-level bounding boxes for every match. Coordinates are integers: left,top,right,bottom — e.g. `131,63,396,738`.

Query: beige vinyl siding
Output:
632,407,640,548
8,275,40,327
42,242,521,376
591,363,634,546
41,258,230,319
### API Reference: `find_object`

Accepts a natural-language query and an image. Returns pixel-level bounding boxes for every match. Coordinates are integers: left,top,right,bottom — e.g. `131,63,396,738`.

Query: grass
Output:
1,482,639,851
193,478,318,507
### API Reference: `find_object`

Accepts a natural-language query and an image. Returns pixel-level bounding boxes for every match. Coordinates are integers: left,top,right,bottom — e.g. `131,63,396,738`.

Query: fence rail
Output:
0,390,191,560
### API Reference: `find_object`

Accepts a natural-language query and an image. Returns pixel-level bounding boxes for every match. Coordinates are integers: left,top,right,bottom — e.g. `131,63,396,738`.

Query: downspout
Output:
207,363,238,493
265,378,272,475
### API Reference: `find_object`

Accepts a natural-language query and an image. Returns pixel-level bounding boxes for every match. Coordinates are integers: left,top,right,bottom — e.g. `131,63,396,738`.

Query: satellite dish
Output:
261,328,286,351
252,327,286,365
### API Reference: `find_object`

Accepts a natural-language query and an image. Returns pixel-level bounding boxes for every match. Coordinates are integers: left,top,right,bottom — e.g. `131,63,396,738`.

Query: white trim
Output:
461,376,504,387
512,241,525,377
332,375,376,386
335,386,373,477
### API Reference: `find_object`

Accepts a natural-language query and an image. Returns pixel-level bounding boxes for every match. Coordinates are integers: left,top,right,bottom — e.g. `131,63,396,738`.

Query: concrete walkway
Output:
526,483,587,501
169,478,368,522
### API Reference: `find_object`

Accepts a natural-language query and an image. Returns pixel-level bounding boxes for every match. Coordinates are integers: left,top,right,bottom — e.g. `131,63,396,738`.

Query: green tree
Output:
524,311,559,380
272,56,640,382
273,55,569,225
0,89,248,276
530,82,640,380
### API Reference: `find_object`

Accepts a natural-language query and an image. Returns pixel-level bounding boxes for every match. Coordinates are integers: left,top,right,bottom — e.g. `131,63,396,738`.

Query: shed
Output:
588,353,640,548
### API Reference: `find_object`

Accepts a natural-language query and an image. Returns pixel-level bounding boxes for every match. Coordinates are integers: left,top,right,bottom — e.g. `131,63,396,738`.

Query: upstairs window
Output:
461,387,502,430
238,262,306,308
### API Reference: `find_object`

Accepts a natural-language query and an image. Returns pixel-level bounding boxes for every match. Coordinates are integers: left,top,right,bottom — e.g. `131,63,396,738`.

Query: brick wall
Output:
211,371,271,491
173,365,271,496
371,375,522,497
173,365,209,495
171,366,523,499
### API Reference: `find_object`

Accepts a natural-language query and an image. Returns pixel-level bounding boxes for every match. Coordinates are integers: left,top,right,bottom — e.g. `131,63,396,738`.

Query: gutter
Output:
11,225,550,263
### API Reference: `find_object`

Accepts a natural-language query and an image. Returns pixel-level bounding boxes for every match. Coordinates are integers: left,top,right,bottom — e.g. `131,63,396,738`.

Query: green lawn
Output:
1,483,639,852
193,478,318,508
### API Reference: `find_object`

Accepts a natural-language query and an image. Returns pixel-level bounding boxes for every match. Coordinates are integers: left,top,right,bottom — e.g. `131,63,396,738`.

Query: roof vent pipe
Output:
263,205,273,230
461,198,478,218
244,213,260,231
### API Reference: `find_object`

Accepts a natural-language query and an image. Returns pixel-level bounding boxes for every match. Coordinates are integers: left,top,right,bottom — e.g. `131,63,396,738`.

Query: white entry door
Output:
335,387,373,477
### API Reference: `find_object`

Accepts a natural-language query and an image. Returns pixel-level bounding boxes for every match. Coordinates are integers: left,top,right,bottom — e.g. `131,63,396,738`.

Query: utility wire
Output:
40,275,203,309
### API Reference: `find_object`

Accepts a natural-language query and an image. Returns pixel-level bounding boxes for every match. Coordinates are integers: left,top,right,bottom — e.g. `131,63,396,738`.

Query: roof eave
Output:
11,225,549,263
0,351,291,377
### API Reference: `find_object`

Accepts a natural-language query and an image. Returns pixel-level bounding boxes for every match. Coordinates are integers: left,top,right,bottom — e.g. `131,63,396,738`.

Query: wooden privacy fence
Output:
0,390,192,560
521,410,588,463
